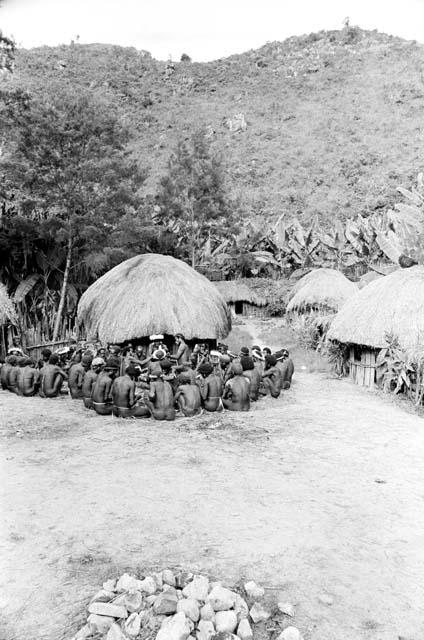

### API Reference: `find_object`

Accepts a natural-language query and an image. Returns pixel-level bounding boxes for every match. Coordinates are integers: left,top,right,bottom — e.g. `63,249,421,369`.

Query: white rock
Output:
107,623,127,640
125,612,141,637
116,573,139,593
87,614,115,634
103,579,117,592
182,575,209,601
176,590,184,600
177,598,200,622
146,594,158,606
233,594,249,621
200,603,215,621
153,591,179,615
125,591,143,612
277,626,303,640
88,602,128,619
176,572,194,589
163,585,178,594
207,585,236,611
154,572,164,590
249,602,270,623
139,576,157,595
237,618,253,640
163,569,176,587
89,589,114,604
197,620,215,640
72,624,93,640
318,593,334,606
277,602,295,617
215,611,238,633
244,581,265,599
156,611,191,640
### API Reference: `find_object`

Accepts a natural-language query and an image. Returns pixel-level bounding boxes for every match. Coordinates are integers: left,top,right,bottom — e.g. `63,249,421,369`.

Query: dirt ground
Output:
1,320,424,640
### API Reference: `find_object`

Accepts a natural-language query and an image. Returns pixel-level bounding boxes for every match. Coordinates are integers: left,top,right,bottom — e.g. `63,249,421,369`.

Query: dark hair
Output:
265,354,277,368
41,348,52,359
175,333,185,341
240,356,254,371
49,354,59,365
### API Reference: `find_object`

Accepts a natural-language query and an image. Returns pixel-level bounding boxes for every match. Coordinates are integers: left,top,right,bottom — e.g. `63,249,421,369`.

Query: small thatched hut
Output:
0,283,16,357
214,278,291,317
287,268,357,314
328,266,424,387
77,254,231,345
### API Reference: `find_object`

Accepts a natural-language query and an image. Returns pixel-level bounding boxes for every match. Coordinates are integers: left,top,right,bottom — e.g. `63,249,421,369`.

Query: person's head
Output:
41,348,52,362
252,345,261,352
92,357,105,372
265,354,277,370
175,333,185,345
252,348,264,362
136,345,144,355
240,356,254,371
127,342,134,351
199,343,208,354
209,350,220,365
153,349,165,361
149,362,163,379
49,354,59,365
231,362,243,376
82,354,93,370
25,357,35,367
12,336,20,347
6,355,17,366
109,345,121,356
125,364,140,380
198,362,213,379
18,356,27,367
220,353,231,368
281,348,289,359
239,346,249,357
160,359,172,374
178,372,192,385
193,343,200,353
97,347,106,358
220,344,229,354
9,347,23,356
263,347,272,357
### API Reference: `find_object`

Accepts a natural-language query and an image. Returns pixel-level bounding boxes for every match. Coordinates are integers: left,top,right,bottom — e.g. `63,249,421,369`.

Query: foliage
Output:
325,340,350,377
376,333,415,394
266,299,287,317
0,30,15,73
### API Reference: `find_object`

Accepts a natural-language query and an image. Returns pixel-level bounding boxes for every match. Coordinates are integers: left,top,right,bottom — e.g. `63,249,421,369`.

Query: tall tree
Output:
0,86,146,340
156,129,239,268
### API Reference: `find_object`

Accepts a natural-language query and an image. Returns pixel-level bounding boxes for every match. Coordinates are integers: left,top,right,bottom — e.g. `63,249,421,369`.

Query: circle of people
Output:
0,333,294,420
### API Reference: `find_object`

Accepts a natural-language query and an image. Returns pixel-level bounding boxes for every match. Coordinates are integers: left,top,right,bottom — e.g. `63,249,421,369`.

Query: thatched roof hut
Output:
214,278,292,317
77,254,231,343
328,266,424,350
0,283,15,325
214,280,263,306
287,268,357,314
358,270,383,289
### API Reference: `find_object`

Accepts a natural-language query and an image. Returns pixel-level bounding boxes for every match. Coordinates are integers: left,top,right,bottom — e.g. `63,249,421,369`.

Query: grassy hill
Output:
7,26,424,225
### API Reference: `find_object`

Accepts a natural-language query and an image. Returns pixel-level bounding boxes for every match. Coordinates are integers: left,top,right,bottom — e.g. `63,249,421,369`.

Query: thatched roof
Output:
77,254,231,343
328,266,424,350
214,278,291,306
287,268,357,313
0,283,15,325
358,271,384,289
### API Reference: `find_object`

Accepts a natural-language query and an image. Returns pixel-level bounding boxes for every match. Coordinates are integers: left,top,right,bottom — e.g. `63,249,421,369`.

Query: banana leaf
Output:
13,274,41,302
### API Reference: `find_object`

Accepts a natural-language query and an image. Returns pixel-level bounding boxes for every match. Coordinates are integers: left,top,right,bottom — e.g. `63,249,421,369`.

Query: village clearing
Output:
1,320,424,640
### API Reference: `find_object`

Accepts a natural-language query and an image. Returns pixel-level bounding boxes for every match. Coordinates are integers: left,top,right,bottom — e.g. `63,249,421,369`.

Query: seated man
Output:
1,355,16,391
276,349,294,389
81,357,104,409
68,354,92,399
39,354,67,398
144,372,176,421
197,362,223,412
240,356,261,402
111,364,150,418
37,348,52,371
91,359,118,415
8,356,22,393
222,362,250,412
17,358,40,397
174,372,202,417
262,354,281,398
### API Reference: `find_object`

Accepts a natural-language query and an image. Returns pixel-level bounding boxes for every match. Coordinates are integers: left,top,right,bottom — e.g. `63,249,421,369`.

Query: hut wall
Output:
348,346,377,388
242,302,267,318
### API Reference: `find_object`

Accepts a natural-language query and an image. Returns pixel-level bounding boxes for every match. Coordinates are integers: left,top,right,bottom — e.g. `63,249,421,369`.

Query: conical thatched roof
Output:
287,268,357,313
77,254,231,343
0,283,15,325
328,266,424,349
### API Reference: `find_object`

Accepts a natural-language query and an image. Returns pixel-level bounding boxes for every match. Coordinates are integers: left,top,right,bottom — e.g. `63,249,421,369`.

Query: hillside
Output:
6,27,424,224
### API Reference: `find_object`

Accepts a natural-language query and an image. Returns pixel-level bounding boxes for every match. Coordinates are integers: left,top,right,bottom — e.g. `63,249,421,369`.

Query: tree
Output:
0,30,15,73
0,85,146,340
155,129,239,268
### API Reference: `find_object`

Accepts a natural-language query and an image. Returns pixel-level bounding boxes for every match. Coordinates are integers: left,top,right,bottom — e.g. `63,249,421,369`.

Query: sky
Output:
1,0,424,61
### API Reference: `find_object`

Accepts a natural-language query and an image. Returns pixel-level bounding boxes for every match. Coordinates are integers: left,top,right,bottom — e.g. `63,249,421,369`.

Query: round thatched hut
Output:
77,254,231,345
286,268,357,314
214,278,290,318
327,266,424,387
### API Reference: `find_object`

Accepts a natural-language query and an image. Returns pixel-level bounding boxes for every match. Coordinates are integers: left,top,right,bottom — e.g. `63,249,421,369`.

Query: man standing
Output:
222,362,250,412
111,364,150,418
174,334,188,365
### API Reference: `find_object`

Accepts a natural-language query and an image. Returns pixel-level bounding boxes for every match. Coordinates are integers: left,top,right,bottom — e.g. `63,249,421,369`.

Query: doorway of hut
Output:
234,301,244,315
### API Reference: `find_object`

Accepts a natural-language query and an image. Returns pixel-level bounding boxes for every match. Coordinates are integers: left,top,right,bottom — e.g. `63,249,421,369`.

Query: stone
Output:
116,573,139,593
146,595,158,606
236,619,253,640
163,569,177,587
156,612,192,640
215,611,238,634
318,593,334,606
277,602,295,617
88,602,128,619
277,627,303,640
154,572,164,590
249,602,270,624
72,624,93,640
197,620,215,640
207,586,236,611
200,603,215,621
233,595,248,621
182,575,209,601
125,612,141,637
176,572,194,590
163,585,178,594
139,576,157,595
244,581,265,599
87,614,115,634
103,579,117,592
177,598,200,622
176,590,184,600
107,623,127,640
125,591,143,613
154,591,179,615
89,589,115,604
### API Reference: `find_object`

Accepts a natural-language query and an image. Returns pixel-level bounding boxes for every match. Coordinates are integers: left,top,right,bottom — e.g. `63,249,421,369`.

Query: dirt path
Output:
1,336,424,640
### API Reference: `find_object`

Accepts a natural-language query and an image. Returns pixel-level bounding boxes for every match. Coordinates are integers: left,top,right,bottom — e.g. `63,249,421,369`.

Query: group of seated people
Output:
0,333,294,420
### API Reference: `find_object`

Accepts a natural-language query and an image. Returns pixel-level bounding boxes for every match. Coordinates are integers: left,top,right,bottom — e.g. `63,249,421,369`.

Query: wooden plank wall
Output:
349,347,376,388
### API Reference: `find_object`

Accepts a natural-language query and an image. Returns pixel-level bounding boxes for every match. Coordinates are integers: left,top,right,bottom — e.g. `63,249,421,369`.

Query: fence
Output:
26,339,74,363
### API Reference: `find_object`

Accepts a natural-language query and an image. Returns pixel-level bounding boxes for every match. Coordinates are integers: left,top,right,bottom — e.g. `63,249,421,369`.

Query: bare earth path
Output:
1,361,424,640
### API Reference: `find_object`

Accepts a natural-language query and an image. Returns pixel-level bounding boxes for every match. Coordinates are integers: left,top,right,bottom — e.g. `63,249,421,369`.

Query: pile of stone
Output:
71,571,303,640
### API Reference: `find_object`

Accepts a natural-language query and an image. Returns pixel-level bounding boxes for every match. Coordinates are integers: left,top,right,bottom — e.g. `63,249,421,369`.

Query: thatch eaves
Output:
214,278,291,306
77,254,231,343
328,265,424,350
287,268,357,313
